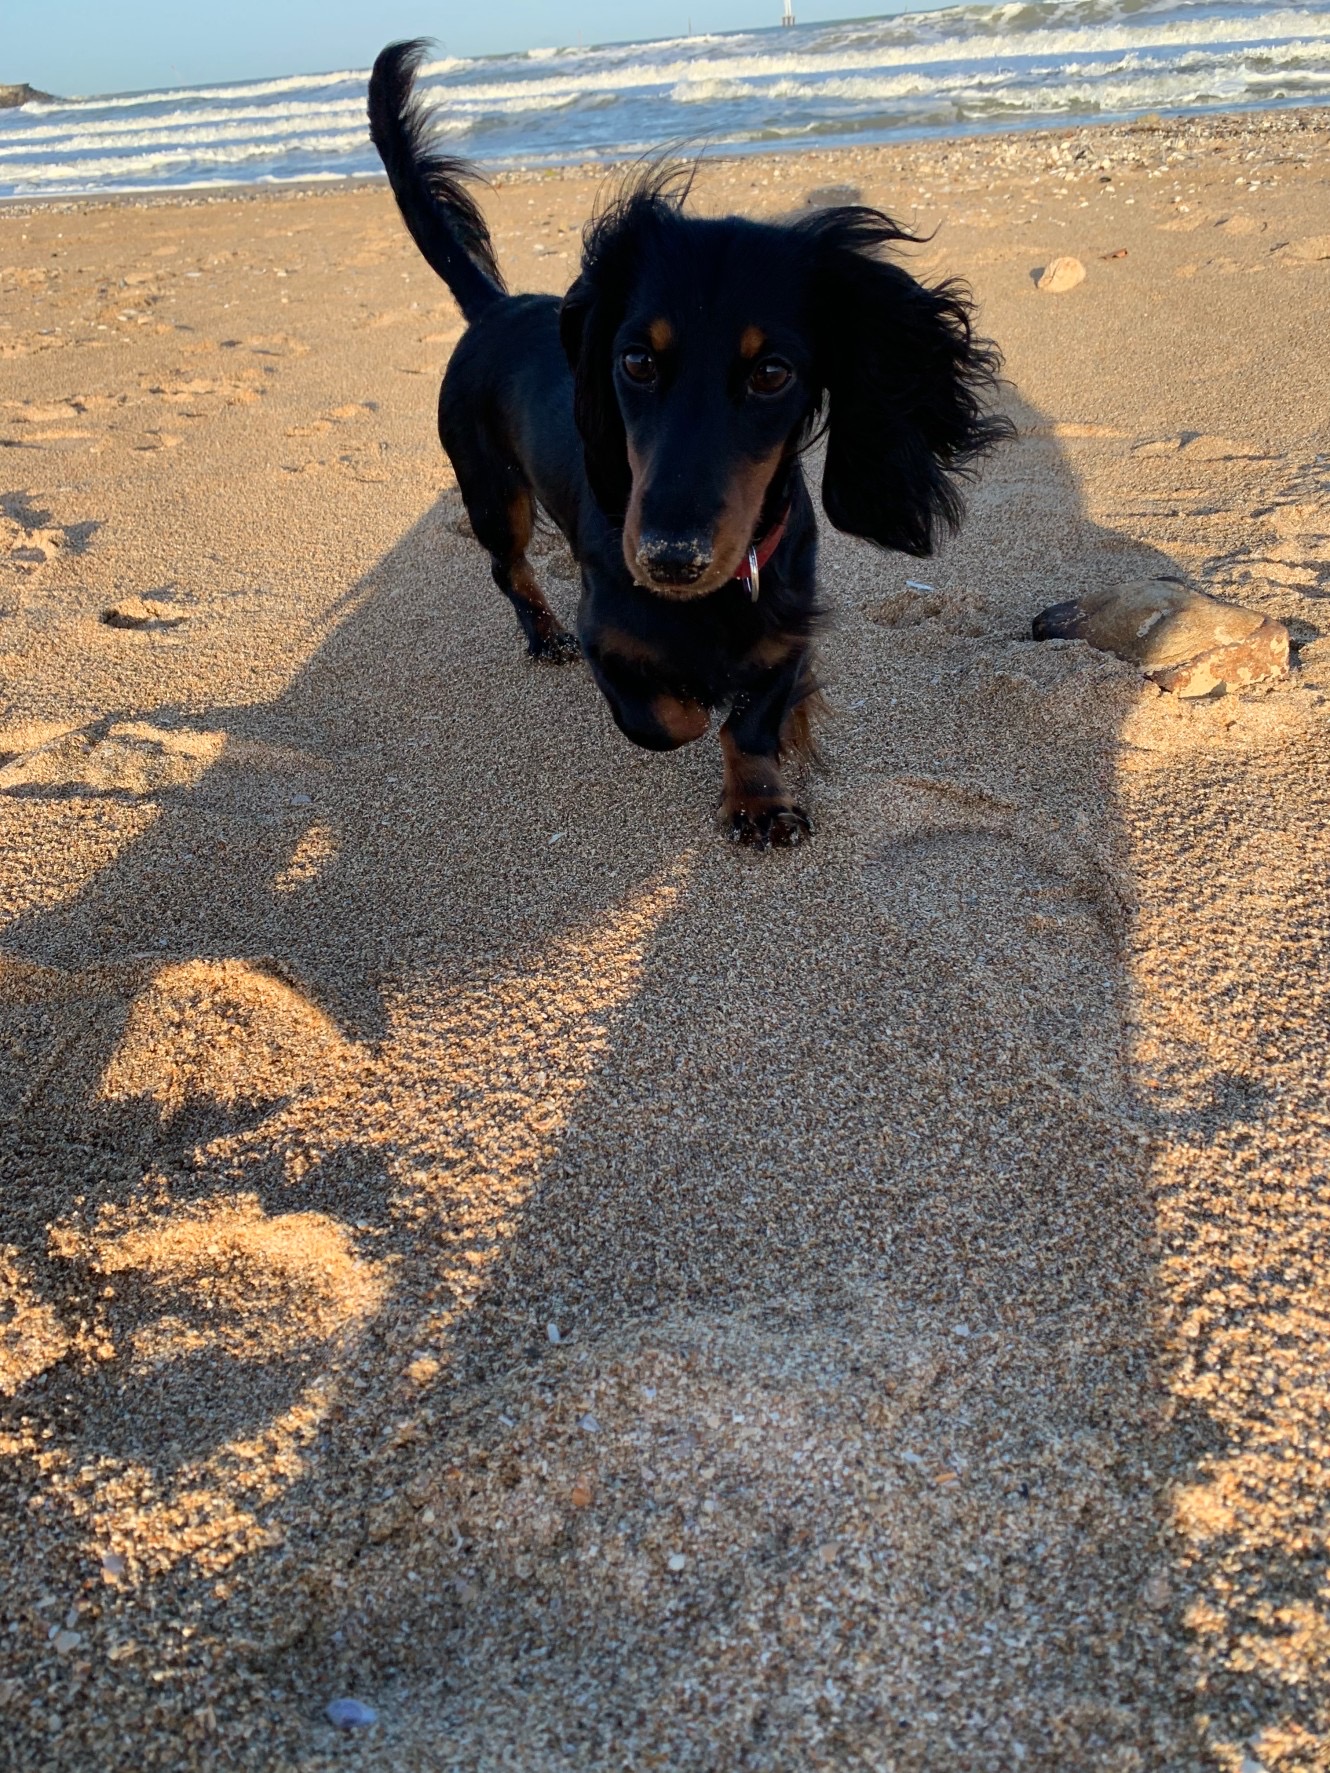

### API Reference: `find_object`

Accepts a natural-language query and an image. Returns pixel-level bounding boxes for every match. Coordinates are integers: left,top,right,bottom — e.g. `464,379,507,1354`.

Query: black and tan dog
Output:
369,41,1010,846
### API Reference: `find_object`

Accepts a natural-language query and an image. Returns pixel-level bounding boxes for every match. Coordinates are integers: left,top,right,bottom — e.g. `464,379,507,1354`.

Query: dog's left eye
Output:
620,349,658,386
749,357,793,396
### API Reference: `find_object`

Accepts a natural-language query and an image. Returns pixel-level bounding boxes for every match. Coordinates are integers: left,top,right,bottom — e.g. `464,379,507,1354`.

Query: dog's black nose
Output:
635,532,713,587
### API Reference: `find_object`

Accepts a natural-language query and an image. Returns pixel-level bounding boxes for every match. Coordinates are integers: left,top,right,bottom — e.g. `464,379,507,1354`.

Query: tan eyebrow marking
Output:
647,317,674,352
738,325,766,360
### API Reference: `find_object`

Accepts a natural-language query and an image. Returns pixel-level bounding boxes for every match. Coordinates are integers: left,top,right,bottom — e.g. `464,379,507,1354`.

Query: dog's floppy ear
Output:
801,208,1012,557
559,267,632,518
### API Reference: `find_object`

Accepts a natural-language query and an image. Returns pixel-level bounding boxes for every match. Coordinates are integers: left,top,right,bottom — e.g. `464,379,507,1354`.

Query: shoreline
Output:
1,102,1327,217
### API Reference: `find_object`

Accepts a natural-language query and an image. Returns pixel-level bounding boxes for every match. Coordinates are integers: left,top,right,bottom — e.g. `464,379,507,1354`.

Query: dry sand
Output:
1,108,1328,1772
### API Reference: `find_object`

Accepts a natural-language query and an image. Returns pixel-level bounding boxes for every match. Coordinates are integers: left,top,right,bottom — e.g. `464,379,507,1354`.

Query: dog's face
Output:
607,225,815,598
560,183,1010,592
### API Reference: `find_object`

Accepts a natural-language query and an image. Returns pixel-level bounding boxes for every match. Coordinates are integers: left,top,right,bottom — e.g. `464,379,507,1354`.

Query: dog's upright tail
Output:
368,40,506,325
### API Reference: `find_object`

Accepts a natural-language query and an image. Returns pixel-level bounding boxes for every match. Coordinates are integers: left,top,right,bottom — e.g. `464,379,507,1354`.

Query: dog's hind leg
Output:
462,468,578,665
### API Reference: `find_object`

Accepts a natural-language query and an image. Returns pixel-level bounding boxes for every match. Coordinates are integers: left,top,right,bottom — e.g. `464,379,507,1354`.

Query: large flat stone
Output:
1032,578,1289,696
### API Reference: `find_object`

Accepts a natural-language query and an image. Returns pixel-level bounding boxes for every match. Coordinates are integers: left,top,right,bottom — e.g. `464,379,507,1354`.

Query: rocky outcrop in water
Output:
0,84,57,109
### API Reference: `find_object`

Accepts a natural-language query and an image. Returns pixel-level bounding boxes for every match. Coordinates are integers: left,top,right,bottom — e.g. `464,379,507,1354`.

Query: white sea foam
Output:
1,0,1327,199
22,65,425,114
418,10,1330,104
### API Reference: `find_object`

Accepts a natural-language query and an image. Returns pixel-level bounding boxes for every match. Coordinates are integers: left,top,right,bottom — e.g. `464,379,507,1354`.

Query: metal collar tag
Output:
743,544,761,601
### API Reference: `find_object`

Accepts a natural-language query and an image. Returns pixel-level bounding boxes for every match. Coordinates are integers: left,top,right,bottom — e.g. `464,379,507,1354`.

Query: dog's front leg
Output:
719,651,816,849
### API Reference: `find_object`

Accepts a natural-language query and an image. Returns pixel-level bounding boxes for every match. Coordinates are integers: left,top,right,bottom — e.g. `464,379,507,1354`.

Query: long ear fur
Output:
558,264,631,517
799,207,1013,556
558,161,694,519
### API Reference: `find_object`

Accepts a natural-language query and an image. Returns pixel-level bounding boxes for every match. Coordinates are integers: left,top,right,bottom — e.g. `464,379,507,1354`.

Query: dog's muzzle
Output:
634,532,713,589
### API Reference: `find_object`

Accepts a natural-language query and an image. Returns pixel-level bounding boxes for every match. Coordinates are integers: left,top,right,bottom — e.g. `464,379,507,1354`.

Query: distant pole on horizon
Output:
782,0,795,23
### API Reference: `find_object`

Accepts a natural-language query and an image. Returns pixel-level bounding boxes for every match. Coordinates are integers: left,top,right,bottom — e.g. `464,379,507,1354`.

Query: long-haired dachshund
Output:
368,40,1010,847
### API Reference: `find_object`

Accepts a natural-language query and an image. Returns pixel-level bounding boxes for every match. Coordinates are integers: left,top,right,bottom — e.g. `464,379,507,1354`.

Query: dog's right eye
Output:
620,349,658,386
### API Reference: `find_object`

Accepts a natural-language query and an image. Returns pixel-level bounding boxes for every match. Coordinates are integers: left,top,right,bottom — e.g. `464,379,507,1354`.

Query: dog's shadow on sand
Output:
0,398,1276,1766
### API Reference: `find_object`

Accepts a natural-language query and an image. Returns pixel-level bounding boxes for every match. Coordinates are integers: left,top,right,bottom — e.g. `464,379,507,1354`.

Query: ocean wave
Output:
6,95,372,147
413,9,1330,107
21,66,380,114
2,0,1328,199
670,38,1328,108
0,132,383,186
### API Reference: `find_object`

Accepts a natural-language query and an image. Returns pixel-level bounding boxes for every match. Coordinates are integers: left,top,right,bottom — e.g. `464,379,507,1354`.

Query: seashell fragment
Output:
1032,578,1289,696
326,1698,378,1730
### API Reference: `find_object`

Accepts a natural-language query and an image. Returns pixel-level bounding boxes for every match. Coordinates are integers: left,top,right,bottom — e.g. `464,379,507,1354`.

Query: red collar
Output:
735,505,790,601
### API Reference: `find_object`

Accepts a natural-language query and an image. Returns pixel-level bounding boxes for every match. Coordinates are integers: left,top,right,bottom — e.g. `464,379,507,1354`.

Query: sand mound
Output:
98,958,355,1121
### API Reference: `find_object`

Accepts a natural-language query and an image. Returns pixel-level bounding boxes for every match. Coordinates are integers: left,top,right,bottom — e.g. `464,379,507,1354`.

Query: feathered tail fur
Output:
367,40,506,325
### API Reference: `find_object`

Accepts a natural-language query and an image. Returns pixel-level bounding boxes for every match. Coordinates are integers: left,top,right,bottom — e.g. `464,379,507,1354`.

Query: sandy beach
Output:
1,108,1328,1770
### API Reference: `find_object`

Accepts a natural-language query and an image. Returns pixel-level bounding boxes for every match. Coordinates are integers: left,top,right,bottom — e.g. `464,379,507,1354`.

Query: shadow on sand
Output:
0,395,1287,1770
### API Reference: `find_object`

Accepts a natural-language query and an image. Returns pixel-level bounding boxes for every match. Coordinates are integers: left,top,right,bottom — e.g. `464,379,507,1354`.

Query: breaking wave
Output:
2,0,1327,199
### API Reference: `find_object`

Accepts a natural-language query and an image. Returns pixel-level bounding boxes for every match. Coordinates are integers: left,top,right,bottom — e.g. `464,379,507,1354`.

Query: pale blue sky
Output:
6,1,939,99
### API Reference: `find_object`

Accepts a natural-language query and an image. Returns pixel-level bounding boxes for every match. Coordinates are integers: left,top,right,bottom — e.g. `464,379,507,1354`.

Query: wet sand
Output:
1,109,1329,1771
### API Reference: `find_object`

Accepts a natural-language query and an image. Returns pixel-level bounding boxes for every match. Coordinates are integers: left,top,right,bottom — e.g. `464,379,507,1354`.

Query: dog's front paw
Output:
726,802,813,850
529,628,581,664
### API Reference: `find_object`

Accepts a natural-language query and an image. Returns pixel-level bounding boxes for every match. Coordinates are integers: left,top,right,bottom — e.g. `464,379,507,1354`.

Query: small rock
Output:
1032,578,1289,695
546,1322,562,1344
1141,1570,1171,1610
366,1499,407,1543
1036,256,1086,293
288,792,313,807
326,1697,378,1730
1239,1757,1267,1773
578,1412,600,1434
570,1477,593,1508
100,1551,127,1583
667,1552,687,1572
52,1630,81,1656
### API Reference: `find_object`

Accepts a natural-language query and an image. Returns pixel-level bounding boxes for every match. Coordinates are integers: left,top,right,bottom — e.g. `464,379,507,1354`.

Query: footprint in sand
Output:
1029,421,1130,440
0,495,100,573
0,719,219,797
1132,433,1274,462
866,585,994,638
285,401,377,439
244,332,309,358
1,400,99,450
131,430,182,452
66,1194,386,1460
1276,235,1330,264
141,369,265,409
858,777,1128,1105
99,592,190,631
